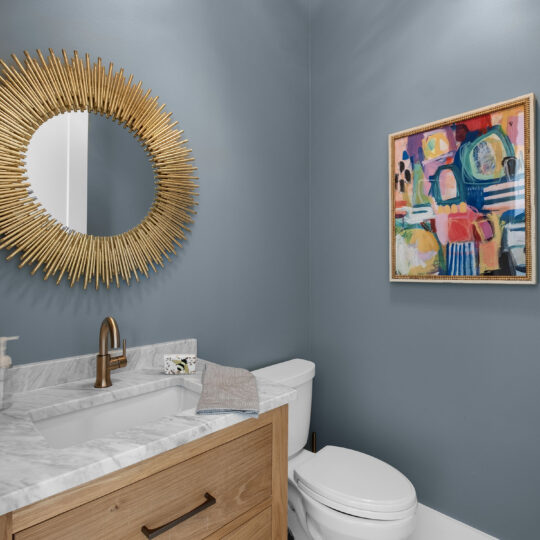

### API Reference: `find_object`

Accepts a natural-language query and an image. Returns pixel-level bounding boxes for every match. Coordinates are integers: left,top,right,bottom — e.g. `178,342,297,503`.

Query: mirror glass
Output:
26,112,155,236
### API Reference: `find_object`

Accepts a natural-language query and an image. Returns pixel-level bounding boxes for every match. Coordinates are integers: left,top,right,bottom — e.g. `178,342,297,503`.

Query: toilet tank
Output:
253,359,315,457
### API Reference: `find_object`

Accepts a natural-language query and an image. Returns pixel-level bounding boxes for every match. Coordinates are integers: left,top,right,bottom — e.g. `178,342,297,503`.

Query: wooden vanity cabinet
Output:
0,405,288,540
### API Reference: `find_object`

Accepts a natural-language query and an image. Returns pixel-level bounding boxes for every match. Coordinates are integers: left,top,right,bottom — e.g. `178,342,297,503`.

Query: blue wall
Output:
309,1,540,539
0,0,310,369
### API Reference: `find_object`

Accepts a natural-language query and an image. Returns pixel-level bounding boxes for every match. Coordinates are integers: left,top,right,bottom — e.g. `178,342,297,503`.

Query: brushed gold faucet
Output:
94,316,127,388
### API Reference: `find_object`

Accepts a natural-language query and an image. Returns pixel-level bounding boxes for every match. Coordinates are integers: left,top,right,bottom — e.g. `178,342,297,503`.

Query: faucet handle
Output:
110,339,128,370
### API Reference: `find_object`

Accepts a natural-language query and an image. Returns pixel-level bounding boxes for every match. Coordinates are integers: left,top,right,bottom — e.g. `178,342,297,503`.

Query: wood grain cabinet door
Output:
15,426,272,540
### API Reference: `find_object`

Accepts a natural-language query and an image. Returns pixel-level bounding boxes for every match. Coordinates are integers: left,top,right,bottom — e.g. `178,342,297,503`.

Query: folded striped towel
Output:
196,362,259,417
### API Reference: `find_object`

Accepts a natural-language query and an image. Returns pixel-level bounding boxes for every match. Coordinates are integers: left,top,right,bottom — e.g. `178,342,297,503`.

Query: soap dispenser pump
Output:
0,336,19,368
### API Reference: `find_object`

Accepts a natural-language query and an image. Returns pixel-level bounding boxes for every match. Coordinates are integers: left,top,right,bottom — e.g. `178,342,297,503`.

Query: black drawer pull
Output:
141,492,216,538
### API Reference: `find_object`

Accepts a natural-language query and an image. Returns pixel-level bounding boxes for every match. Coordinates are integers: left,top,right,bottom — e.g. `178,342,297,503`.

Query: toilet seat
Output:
294,446,417,521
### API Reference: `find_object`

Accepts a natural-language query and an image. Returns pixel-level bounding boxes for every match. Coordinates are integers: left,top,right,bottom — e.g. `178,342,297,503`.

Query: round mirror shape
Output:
26,112,155,236
0,49,198,290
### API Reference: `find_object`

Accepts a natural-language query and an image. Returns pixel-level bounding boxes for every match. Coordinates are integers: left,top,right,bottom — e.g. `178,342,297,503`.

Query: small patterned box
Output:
164,354,197,375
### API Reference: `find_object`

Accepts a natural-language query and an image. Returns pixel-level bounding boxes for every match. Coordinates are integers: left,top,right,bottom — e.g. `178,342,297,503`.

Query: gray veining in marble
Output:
0,346,295,515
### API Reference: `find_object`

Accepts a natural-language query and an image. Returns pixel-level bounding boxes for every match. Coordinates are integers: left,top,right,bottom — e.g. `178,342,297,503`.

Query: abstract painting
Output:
389,94,535,283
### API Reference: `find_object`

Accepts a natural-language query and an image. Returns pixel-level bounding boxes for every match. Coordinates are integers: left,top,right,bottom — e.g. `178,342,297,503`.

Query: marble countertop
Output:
0,361,296,515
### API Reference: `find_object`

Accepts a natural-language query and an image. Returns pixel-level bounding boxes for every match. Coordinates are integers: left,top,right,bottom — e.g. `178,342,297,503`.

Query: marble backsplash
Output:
4,338,197,396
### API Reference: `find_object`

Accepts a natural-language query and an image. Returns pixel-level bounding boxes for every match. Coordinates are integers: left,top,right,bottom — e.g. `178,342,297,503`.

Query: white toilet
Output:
253,359,417,540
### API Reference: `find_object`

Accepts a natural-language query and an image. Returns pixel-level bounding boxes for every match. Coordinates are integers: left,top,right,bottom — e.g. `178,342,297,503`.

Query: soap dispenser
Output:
0,336,18,368
0,336,18,409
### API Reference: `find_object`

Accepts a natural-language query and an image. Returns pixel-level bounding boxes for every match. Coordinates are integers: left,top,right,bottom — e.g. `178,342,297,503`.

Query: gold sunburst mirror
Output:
0,49,198,289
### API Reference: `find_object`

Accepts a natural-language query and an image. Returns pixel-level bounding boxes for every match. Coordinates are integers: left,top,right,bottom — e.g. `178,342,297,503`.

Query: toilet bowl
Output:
289,448,416,540
253,359,417,540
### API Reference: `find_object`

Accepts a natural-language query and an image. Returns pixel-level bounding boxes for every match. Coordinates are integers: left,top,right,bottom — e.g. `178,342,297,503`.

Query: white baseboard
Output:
411,504,498,540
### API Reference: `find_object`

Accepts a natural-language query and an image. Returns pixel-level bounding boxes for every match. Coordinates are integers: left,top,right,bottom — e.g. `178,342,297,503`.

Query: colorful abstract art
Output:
389,94,535,283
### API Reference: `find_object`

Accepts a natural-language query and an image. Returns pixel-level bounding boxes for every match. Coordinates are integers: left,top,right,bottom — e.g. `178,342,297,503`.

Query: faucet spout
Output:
95,316,127,388
99,316,120,355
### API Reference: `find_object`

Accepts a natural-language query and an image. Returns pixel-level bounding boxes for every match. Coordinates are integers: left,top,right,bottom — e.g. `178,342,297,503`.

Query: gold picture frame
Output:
0,49,198,289
389,94,535,284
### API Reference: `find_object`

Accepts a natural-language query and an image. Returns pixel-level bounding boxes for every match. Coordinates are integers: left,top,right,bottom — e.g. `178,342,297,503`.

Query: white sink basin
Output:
33,386,200,449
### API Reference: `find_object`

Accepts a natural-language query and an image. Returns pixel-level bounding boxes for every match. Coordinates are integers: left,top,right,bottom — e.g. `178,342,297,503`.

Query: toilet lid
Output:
294,446,417,520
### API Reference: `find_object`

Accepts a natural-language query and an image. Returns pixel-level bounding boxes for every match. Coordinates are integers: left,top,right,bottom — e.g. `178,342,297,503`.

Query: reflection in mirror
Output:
26,112,155,236
26,112,88,232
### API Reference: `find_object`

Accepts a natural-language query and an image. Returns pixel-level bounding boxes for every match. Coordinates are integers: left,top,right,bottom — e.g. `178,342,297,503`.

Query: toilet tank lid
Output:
252,359,315,388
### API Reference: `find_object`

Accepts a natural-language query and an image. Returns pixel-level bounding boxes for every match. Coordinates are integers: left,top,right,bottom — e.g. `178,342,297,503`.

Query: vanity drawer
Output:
15,425,272,540
221,507,272,539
